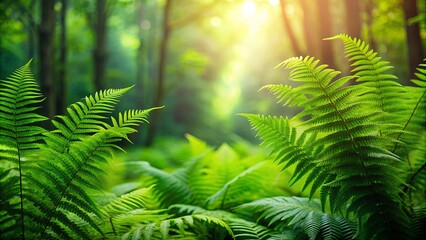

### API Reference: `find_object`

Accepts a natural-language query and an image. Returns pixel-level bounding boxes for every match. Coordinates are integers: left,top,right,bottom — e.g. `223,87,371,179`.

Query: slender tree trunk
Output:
93,0,107,91
145,0,172,146
279,0,303,56
403,0,424,83
317,0,335,68
136,0,146,109
344,0,361,39
27,0,36,60
300,0,320,57
57,0,67,115
133,0,147,144
365,0,377,50
39,0,56,120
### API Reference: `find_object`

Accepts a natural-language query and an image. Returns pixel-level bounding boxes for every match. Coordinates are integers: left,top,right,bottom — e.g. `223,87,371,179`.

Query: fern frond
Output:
0,60,47,239
285,56,407,238
205,160,282,210
227,218,275,240
328,34,409,137
109,107,163,143
410,205,426,239
101,185,159,217
45,86,133,153
170,204,236,238
236,197,357,240
113,209,232,240
241,114,327,197
247,54,410,239
260,84,308,108
25,106,159,239
130,161,196,206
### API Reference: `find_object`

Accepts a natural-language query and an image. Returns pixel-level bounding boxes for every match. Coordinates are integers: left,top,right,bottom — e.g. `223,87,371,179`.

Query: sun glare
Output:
241,0,256,17
268,0,280,6
210,16,222,27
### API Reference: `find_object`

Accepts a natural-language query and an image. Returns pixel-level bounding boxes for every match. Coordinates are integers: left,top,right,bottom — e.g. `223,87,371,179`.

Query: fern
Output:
99,189,234,239
227,218,276,240
0,60,47,239
47,86,133,154
241,114,326,198
236,197,357,240
134,138,284,211
129,160,197,206
243,35,424,239
403,62,426,208
0,61,159,239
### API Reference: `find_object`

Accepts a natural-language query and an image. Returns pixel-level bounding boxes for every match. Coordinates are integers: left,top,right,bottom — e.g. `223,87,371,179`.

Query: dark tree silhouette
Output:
279,0,303,56
345,0,361,39
300,0,321,57
39,0,56,120
93,0,108,91
317,0,335,68
403,0,424,83
145,0,172,146
135,0,147,110
57,0,67,115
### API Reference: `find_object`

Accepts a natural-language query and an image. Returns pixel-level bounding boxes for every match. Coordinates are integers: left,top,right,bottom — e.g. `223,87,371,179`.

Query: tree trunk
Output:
145,0,172,146
93,0,107,91
132,0,147,144
27,0,36,60
300,0,320,57
344,0,361,39
364,0,377,50
57,0,67,115
39,0,56,120
279,0,303,56
317,0,335,68
403,0,424,83
136,0,146,109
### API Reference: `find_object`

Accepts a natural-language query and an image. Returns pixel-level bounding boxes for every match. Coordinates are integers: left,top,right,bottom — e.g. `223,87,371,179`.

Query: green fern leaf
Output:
241,114,326,197
101,185,159,217
328,34,409,138
246,52,411,239
46,86,133,154
205,161,279,209
236,197,356,240
0,60,47,239
129,161,196,206
228,218,275,240
26,106,159,239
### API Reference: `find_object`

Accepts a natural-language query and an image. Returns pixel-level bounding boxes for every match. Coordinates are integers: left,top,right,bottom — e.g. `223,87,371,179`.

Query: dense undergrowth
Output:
1,35,425,239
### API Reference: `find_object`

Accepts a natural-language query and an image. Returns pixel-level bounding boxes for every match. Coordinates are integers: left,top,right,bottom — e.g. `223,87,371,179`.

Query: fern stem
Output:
403,160,426,194
17,146,25,240
220,186,229,209
109,217,117,235
392,90,426,153
13,79,26,239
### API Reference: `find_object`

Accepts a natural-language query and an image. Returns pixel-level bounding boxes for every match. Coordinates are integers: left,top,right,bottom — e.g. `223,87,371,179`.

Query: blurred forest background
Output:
1,0,425,147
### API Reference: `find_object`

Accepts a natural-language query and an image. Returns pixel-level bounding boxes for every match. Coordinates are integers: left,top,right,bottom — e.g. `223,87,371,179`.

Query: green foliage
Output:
133,135,284,210
0,61,159,239
236,197,357,240
96,185,233,239
243,34,426,240
119,135,289,239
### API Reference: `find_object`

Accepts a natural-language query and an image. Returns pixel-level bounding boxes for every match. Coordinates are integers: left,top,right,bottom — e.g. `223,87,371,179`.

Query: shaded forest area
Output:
1,0,425,145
